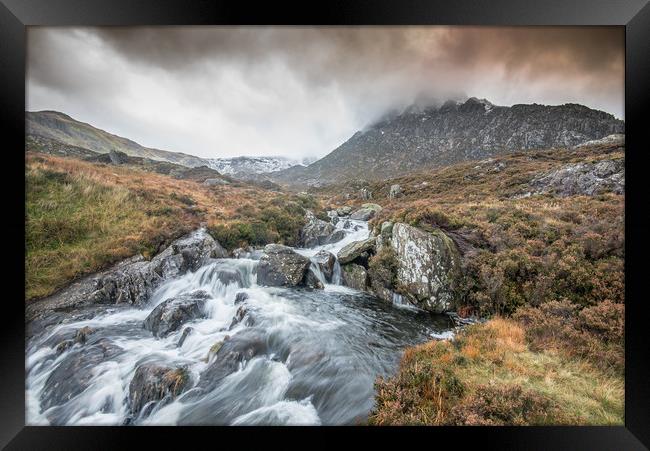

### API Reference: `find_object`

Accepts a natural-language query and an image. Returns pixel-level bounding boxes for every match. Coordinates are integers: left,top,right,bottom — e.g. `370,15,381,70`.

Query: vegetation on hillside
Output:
26,152,324,300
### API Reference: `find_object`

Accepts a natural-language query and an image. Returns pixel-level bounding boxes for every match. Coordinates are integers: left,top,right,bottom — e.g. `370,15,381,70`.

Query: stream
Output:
25,219,453,425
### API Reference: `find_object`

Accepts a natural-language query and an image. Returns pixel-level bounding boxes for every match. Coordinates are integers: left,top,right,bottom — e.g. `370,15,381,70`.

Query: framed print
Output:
1,0,649,449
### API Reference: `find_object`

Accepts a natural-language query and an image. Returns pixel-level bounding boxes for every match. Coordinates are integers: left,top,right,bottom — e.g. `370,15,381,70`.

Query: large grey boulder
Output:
389,184,402,199
26,229,228,321
128,363,190,419
391,223,461,313
256,244,311,287
337,238,376,264
336,206,353,216
143,290,211,338
526,158,624,197
299,211,336,248
341,263,368,291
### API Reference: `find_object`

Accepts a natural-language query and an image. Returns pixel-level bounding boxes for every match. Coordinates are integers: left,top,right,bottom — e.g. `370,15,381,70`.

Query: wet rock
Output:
299,211,336,248
342,220,353,229
55,339,74,355
341,263,369,291
337,238,376,264
256,244,311,287
391,223,461,313
327,230,346,245
26,228,228,321
304,268,325,289
41,339,123,412
178,327,194,347
312,250,336,282
198,329,268,390
229,305,256,330
350,203,382,221
74,326,94,344
143,291,211,338
128,363,190,418
234,292,249,305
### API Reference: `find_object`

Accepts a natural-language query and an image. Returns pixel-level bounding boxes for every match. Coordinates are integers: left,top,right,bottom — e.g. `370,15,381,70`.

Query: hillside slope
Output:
26,111,211,167
269,99,624,187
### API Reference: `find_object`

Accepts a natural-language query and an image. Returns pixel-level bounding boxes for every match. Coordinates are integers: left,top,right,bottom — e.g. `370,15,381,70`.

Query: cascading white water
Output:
25,218,453,426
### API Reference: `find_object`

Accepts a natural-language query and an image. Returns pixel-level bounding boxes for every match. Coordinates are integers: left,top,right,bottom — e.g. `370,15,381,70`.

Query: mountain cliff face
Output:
26,111,211,168
268,98,624,187
205,156,307,178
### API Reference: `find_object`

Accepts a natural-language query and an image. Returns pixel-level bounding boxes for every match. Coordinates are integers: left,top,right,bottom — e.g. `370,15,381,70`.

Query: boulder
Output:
74,326,95,344
350,203,382,221
299,211,336,248
336,206,353,216
234,292,249,305
341,263,369,291
143,290,211,338
359,187,372,200
304,267,325,289
203,178,229,186
389,184,402,199
312,250,336,282
342,220,353,229
380,221,394,240
337,238,376,264
391,223,461,313
256,244,311,287
527,158,624,197
326,229,346,244
128,363,190,418
108,149,127,165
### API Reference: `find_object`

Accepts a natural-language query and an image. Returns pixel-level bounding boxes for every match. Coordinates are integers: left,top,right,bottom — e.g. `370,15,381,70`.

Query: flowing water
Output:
26,219,453,425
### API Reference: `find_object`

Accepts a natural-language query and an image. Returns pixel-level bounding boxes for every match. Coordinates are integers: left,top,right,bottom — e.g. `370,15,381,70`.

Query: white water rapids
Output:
26,219,453,425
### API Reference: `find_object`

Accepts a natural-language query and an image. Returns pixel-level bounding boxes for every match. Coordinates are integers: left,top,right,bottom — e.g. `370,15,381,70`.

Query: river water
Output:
26,219,453,425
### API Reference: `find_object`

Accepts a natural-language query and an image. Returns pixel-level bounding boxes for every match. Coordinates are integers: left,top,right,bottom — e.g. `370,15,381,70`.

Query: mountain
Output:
26,111,211,168
267,98,625,187
205,156,307,179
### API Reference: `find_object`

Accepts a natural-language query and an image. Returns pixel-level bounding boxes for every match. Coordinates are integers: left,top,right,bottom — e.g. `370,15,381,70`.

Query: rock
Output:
256,244,311,287
229,305,255,330
312,250,336,282
330,215,339,225
299,211,336,248
74,326,95,344
143,290,211,338
178,327,194,347
337,238,376,264
380,221,394,240
304,268,325,289
341,263,368,291
359,187,372,200
198,329,268,390
55,339,74,355
41,339,122,413
108,149,127,165
326,229,346,244
128,363,189,418
342,220,353,229
389,184,402,198
203,178,229,186
26,228,228,321
234,292,249,305
391,223,461,313
527,158,624,197
336,206,353,216
350,204,382,221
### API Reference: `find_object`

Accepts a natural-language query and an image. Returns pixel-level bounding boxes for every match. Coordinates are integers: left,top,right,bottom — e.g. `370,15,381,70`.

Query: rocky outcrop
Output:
128,363,190,418
525,158,624,197
389,184,402,199
359,187,372,200
390,223,461,313
337,238,376,264
341,264,369,291
256,244,311,287
26,229,227,322
203,178,229,186
143,291,211,338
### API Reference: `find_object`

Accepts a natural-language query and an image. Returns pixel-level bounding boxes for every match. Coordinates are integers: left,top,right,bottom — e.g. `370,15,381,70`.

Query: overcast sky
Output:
27,26,624,159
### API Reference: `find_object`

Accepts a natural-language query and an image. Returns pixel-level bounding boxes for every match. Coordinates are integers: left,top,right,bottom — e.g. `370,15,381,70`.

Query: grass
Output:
369,318,624,425
26,152,326,300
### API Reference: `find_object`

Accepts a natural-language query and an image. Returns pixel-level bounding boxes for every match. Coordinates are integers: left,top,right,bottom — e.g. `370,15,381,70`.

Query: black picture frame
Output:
2,0,649,449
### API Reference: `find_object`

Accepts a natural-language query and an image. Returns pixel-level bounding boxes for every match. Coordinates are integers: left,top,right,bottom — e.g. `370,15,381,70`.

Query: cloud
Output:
27,26,624,159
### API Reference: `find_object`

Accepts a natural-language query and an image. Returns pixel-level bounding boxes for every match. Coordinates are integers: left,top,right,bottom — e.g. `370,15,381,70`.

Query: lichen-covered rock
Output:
299,211,336,248
341,263,369,291
389,184,402,198
256,244,311,287
390,223,460,313
526,158,624,197
128,363,190,418
337,238,376,264
359,187,372,200
143,290,211,338
336,206,353,216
